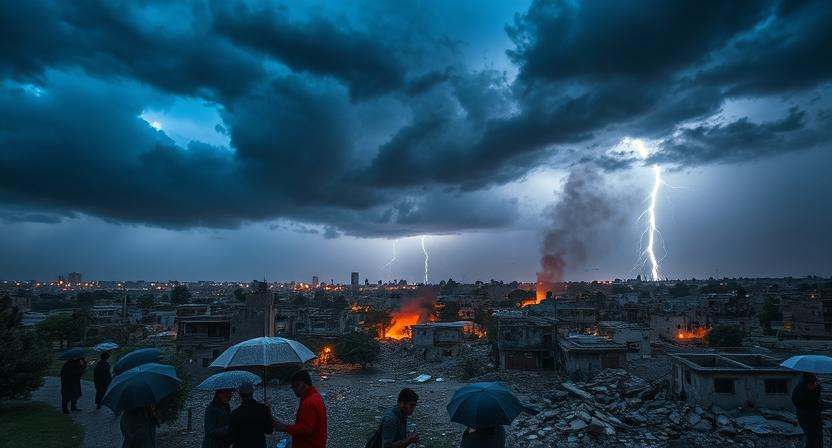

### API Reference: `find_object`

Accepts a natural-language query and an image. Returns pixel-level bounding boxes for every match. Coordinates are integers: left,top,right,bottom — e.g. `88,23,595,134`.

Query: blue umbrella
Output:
94,341,119,352
198,370,262,391
781,355,832,374
58,347,86,360
114,348,162,375
102,363,180,413
447,382,538,429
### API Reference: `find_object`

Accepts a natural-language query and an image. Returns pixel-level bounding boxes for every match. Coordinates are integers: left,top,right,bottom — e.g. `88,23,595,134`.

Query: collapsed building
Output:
668,353,802,410
596,320,651,360
412,321,467,361
493,314,558,369
558,334,627,380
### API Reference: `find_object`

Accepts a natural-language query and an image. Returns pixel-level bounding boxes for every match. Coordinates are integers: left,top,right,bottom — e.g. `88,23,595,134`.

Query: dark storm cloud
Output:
0,0,831,238
212,2,407,100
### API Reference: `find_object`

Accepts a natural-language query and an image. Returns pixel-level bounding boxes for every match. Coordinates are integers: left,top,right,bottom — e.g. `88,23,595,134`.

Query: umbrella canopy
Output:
209,337,315,369
198,370,263,391
114,348,162,375
102,363,180,413
447,382,538,429
781,355,832,374
94,341,120,352
59,347,86,360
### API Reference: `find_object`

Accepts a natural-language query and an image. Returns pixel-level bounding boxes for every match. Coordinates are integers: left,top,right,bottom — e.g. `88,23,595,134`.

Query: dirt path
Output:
31,377,124,448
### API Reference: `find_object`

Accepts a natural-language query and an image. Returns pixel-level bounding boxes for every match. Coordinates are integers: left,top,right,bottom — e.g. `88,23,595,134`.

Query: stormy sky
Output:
1,0,830,283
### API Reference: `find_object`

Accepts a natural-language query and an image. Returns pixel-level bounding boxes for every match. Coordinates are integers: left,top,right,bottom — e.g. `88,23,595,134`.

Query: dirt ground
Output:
157,341,535,448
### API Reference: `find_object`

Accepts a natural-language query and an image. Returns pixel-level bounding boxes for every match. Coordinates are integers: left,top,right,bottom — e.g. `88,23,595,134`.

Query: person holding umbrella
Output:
197,370,262,448
94,352,113,410
229,381,274,448
793,372,824,448
59,349,87,414
121,404,160,448
459,425,505,448
447,382,538,448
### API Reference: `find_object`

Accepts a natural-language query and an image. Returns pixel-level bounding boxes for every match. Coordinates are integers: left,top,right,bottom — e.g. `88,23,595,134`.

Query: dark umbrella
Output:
447,382,539,429
102,363,180,413
114,348,162,375
58,347,86,360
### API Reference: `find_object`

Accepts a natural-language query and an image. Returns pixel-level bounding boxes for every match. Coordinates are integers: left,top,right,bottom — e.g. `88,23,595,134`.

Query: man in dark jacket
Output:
93,352,112,410
202,389,233,448
460,425,506,448
380,388,420,448
793,372,824,448
229,381,274,448
60,357,87,414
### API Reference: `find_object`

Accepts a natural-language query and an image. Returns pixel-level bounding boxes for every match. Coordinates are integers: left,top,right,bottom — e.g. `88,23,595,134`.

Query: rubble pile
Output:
378,340,493,380
507,369,802,448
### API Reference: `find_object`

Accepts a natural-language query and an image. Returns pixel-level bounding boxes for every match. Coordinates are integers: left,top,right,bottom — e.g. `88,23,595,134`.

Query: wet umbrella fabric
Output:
59,348,86,360
102,363,180,413
198,370,263,391
781,355,832,374
447,382,539,429
210,337,316,399
114,348,162,375
94,341,119,352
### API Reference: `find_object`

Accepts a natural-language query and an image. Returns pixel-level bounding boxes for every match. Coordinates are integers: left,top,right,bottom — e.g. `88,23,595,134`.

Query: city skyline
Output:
1,1,831,282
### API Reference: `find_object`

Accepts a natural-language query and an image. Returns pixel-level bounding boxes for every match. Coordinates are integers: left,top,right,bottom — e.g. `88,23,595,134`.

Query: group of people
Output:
202,370,326,448
58,351,113,414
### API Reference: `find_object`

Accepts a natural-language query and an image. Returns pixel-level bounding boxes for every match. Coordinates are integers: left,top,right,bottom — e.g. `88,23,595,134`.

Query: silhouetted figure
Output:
93,352,112,410
229,381,273,448
793,372,824,448
121,405,159,448
202,389,232,448
60,357,86,413
460,425,505,448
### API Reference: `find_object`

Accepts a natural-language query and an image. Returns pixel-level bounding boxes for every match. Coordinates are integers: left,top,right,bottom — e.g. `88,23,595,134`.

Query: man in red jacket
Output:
276,370,327,448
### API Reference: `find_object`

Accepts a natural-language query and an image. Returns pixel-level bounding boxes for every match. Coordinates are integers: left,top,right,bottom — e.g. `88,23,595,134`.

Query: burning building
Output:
383,292,437,340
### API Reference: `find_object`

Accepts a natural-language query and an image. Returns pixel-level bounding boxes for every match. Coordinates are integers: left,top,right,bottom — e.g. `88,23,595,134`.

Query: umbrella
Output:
94,341,120,352
58,347,86,360
114,348,162,375
447,382,539,429
198,370,263,391
210,337,316,399
781,355,832,374
102,363,180,413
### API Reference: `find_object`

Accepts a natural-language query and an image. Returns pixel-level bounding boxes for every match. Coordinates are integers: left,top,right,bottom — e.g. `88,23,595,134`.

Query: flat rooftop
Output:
669,353,796,373
559,334,626,352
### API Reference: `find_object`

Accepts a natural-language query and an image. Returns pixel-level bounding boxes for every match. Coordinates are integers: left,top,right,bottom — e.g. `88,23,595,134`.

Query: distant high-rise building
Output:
312,275,319,287
351,272,359,287
68,272,82,284
364,278,369,286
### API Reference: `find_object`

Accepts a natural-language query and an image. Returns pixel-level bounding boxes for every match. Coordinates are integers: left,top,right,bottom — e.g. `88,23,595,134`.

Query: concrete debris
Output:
413,374,432,383
507,368,809,447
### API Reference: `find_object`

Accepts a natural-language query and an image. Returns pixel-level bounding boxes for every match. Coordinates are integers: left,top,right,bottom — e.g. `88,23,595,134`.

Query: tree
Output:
138,294,155,311
669,283,690,298
155,350,192,424
438,301,460,322
334,331,380,369
759,296,782,333
37,314,81,349
0,296,51,400
708,325,745,347
170,285,191,305
363,309,392,338
233,288,247,302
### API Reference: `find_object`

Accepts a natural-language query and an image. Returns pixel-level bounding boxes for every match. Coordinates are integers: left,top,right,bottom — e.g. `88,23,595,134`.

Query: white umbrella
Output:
780,355,832,374
210,337,316,399
198,370,262,391
94,341,120,352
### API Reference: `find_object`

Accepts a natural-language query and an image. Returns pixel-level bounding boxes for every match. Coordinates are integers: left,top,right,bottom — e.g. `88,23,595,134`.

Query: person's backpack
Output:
364,423,383,448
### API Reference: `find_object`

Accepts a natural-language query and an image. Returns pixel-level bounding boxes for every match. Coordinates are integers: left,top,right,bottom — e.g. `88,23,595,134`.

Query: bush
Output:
0,296,52,401
461,356,481,380
155,350,192,424
334,331,380,369
708,325,745,348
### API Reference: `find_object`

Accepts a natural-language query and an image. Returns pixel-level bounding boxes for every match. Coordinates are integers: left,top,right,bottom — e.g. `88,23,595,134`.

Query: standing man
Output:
229,381,274,448
93,352,112,410
793,372,824,448
60,356,87,414
275,370,327,448
381,388,419,448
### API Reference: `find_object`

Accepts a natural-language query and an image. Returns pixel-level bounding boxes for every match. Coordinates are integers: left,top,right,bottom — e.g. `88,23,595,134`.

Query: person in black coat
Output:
202,389,233,448
460,425,505,448
93,352,113,410
60,357,87,414
229,382,274,448
793,372,824,448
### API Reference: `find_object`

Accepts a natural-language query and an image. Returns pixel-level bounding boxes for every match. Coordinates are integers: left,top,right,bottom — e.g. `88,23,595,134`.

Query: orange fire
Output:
676,327,708,341
384,311,423,339
520,283,551,307
351,303,368,312
318,346,334,364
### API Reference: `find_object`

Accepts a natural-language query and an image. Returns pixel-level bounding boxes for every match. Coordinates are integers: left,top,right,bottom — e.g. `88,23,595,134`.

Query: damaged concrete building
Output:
412,321,466,361
493,314,558,369
669,353,802,410
558,334,627,380
597,320,651,360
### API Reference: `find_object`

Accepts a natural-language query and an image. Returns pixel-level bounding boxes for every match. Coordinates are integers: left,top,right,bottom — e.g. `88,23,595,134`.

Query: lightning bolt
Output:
645,164,662,281
420,235,429,284
381,239,398,281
